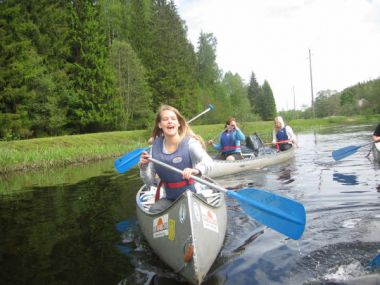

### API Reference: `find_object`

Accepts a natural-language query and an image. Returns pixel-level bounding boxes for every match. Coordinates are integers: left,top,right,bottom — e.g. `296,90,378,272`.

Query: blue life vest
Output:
276,127,291,151
276,127,289,141
152,136,196,201
221,130,241,154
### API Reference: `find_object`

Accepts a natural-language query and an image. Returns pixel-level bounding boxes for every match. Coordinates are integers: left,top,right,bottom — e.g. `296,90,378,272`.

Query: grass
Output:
1,114,379,174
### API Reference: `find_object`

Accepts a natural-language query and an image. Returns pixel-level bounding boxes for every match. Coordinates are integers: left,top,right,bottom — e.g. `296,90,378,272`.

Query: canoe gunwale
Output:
209,147,295,177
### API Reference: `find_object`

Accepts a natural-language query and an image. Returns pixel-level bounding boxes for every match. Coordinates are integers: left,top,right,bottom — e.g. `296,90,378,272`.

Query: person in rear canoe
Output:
372,123,380,142
139,105,213,213
207,117,245,161
272,116,297,151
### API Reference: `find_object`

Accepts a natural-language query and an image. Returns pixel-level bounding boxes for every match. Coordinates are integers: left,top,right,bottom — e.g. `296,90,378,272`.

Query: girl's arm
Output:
189,138,213,176
286,126,298,145
235,128,245,141
139,149,157,186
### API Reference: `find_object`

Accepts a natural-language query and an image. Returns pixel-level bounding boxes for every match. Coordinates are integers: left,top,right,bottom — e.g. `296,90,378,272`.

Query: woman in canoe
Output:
139,105,213,213
272,116,297,151
207,117,245,161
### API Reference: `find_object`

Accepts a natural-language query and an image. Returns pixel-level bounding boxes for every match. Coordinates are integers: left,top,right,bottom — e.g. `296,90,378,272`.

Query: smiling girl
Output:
139,105,213,213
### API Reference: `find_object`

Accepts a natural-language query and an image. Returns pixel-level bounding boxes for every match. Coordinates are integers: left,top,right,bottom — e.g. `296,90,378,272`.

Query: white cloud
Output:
174,0,380,111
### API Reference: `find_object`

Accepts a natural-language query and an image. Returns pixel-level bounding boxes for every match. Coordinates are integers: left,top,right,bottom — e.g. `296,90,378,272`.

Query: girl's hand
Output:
183,168,199,180
139,151,150,169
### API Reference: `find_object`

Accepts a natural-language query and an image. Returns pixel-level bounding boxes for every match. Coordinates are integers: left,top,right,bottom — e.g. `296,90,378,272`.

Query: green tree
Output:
65,0,121,133
109,40,153,130
247,71,261,114
196,32,220,87
147,0,199,116
314,90,339,117
259,80,277,120
222,72,251,121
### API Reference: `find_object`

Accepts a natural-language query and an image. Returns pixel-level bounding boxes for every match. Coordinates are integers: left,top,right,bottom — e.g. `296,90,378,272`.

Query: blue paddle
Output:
332,142,373,161
114,104,214,173
368,252,380,270
147,157,306,240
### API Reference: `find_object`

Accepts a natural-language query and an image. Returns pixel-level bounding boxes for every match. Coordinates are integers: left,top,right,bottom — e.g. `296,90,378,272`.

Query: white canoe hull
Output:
136,186,227,285
209,147,295,178
373,142,380,161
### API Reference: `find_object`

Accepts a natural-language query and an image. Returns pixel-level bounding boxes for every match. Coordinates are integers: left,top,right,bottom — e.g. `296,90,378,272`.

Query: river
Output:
1,124,379,285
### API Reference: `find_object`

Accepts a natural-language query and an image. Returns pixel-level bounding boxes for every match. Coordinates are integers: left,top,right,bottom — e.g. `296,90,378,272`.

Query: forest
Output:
1,0,379,140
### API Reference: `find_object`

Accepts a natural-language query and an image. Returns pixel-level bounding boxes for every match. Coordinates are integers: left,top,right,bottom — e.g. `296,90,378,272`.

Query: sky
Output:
173,0,380,111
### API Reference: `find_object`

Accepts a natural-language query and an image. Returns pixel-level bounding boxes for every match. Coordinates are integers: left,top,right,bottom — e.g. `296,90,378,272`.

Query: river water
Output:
1,125,379,285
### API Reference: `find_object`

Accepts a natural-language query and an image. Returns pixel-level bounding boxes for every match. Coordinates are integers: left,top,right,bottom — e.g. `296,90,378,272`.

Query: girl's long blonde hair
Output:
151,105,206,148
274,116,286,131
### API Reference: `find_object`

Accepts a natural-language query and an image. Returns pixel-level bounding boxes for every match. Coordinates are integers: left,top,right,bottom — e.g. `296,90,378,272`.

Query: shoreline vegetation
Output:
1,115,379,175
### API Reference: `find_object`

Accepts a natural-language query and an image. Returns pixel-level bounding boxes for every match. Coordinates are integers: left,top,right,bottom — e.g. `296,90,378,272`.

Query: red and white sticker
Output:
200,206,218,233
153,214,169,238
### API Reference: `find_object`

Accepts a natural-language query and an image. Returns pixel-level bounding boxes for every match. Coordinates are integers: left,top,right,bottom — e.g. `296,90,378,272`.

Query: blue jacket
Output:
214,129,245,154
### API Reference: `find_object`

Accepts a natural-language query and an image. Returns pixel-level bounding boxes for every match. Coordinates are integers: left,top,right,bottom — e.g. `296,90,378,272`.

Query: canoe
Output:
136,184,227,285
208,133,296,178
209,147,295,178
373,142,380,161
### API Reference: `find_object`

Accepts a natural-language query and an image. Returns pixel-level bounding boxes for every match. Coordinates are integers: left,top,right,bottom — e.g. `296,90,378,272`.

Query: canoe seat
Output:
139,187,157,211
198,189,221,206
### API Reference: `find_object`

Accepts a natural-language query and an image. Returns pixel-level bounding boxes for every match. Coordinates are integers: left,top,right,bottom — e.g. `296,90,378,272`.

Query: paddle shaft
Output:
148,157,226,193
265,140,290,145
187,104,214,124
148,157,303,226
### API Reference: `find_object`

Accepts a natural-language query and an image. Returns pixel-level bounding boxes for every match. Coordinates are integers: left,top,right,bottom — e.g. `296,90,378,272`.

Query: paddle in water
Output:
147,157,306,240
332,142,373,161
368,252,380,271
114,104,214,173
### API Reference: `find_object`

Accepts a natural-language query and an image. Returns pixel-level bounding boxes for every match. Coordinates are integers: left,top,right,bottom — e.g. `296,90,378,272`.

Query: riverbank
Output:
1,115,379,174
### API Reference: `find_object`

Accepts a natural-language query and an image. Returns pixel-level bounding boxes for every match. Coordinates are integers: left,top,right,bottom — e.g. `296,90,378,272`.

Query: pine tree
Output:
65,0,121,133
109,40,153,130
222,72,251,121
147,0,198,116
247,71,261,114
260,80,277,120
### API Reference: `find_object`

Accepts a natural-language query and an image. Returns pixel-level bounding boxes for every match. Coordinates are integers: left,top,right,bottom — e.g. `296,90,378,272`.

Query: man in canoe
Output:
139,105,213,213
207,117,246,161
272,116,298,151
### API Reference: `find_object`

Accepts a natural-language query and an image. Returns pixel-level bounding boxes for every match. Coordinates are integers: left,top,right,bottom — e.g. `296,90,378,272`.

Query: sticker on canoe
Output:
200,206,218,233
168,219,175,241
193,201,201,222
153,214,168,238
179,203,186,223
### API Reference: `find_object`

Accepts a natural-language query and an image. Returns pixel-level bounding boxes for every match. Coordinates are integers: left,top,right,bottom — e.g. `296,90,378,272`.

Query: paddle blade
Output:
368,252,380,270
227,188,306,240
332,145,360,161
114,147,150,173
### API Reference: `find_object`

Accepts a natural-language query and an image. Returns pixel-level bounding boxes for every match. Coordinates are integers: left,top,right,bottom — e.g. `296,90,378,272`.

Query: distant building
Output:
357,98,369,108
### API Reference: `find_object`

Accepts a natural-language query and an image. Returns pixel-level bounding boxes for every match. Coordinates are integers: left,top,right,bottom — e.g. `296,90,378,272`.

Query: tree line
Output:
279,78,380,122
0,0,277,140
2,0,378,141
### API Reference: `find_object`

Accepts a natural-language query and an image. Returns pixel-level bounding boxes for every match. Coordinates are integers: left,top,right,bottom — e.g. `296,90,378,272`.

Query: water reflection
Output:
0,172,142,285
333,171,358,186
1,124,380,285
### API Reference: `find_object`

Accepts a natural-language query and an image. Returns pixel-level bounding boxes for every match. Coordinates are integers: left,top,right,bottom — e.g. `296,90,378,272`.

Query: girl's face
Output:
158,110,180,137
227,120,236,132
275,119,282,129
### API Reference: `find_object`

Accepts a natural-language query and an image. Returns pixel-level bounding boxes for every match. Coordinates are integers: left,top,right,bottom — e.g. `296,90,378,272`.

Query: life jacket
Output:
276,126,291,151
152,136,196,201
221,130,241,154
